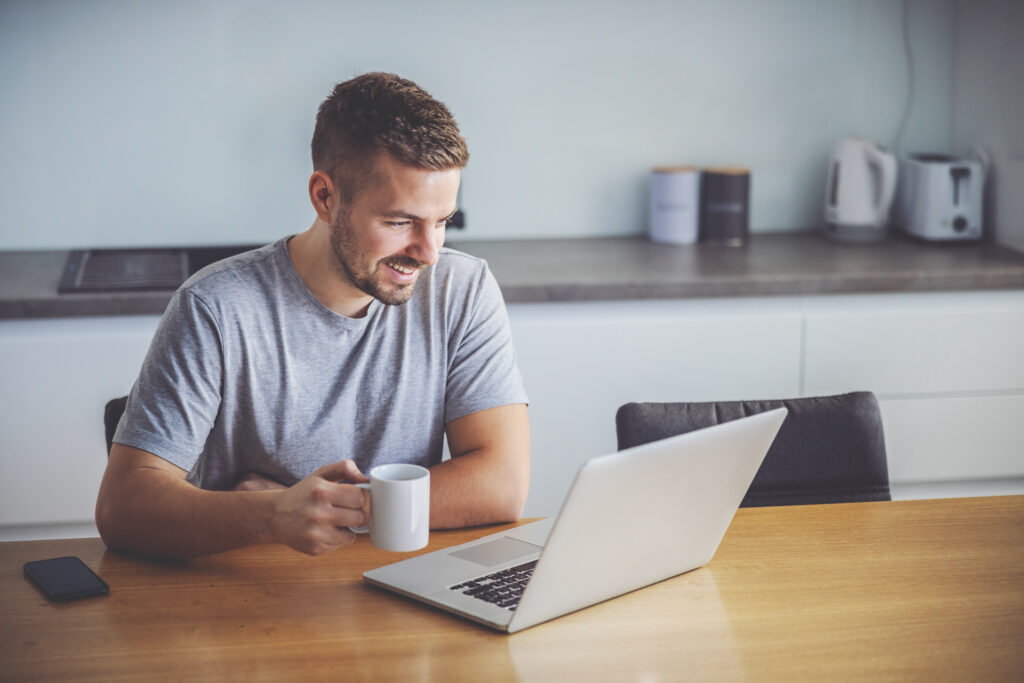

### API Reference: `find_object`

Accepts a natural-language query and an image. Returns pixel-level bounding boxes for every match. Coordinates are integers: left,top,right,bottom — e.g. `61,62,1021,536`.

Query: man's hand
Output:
269,460,371,556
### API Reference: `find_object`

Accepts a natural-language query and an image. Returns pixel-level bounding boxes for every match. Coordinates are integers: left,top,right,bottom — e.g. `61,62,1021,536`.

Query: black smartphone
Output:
23,556,109,602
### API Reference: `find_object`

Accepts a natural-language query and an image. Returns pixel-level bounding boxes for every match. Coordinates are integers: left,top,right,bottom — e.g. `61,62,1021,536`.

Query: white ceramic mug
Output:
349,463,430,552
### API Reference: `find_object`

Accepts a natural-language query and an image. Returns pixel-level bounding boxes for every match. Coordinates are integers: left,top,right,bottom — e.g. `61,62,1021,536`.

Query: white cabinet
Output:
512,291,1024,516
803,292,1024,395
1,290,1022,537
0,316,160,534
510,298,804,517
880,394,1024,482
802,291,1024,488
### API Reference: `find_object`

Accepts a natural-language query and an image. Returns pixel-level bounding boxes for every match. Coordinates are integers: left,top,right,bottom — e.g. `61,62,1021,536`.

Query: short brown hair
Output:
311,72,469,202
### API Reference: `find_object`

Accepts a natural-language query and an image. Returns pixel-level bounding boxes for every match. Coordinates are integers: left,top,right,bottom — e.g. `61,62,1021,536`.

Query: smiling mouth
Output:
386,261,416,275
382,257,424,278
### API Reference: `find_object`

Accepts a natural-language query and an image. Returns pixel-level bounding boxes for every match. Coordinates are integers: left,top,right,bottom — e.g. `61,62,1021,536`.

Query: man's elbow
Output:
493,468,529,523
95,482,156,556
95,494,186,560
95,488,139,553
491,496,525,525
95,494,123,551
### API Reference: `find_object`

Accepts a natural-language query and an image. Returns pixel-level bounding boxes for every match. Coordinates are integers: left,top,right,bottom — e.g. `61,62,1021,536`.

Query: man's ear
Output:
308,170,335,222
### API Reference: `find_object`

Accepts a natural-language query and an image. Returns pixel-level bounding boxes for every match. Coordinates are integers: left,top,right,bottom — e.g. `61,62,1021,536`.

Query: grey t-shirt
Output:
114,236,528,490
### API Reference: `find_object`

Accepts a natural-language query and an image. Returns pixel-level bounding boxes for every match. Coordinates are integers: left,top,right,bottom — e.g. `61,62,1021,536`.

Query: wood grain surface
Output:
2,496,1022,681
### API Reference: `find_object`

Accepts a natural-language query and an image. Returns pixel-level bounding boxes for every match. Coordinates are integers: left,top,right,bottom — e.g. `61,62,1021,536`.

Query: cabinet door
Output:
803,291,1024,396
802,291,1024,485
509,298,802,516
0,316,160,527
880,394,1024,482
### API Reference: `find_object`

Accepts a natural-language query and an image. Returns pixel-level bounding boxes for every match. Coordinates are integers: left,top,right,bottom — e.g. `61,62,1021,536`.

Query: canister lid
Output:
651,165,699,173
702,166,749,175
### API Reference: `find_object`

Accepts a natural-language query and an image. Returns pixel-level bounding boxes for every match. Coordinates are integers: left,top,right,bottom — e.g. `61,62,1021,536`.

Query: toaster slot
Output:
950,166,970,206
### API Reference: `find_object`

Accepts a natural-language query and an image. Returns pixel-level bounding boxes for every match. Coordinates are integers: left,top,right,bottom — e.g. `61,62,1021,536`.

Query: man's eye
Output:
436,219,448,229
385,221,411,228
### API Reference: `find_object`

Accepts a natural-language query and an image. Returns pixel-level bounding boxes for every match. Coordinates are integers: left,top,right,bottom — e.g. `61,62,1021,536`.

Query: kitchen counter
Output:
3,232,1024,318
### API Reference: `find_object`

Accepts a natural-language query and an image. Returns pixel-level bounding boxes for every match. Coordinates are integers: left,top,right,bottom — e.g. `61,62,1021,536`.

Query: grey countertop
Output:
4,232,1024,319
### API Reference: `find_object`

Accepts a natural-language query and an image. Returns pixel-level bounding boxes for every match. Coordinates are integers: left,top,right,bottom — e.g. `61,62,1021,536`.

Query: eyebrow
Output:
380,209,458,221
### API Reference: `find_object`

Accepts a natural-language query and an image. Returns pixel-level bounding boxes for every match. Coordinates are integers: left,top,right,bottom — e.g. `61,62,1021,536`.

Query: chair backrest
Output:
104,395,129,456
615,391,890,507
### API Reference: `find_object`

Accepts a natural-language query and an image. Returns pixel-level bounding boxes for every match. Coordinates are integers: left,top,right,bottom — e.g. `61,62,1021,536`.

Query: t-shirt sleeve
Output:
112,288,223,473
444,262,529,423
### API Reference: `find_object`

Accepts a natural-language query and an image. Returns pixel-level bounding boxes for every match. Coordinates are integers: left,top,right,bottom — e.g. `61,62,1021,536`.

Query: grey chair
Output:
104,395,129,455
615,391,891,507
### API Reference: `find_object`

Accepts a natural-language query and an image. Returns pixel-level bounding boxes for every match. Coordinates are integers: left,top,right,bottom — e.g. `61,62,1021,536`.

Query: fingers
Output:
310,460,370,522
306,481,367,524
273,488,365,556
273,461,376,556
314,459,369,484
294,525,358,556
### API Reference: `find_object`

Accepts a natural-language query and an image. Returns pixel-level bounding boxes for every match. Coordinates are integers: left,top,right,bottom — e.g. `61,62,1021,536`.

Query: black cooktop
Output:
58,245,263,293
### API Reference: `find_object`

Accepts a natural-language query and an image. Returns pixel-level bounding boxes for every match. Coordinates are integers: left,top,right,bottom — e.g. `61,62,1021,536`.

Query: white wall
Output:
951,0,1024,252
0,0,956,250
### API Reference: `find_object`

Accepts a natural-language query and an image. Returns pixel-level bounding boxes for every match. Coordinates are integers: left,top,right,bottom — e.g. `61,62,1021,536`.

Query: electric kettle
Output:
824,137,898,242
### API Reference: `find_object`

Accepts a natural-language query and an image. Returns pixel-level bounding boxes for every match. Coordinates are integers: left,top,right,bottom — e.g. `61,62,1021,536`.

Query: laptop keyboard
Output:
448,560,538,610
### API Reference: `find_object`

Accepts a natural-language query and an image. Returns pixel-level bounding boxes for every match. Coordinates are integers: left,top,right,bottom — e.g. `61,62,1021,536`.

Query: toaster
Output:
894,154,984,241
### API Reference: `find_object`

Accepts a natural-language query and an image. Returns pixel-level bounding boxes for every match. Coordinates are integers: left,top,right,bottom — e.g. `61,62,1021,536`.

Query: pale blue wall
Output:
952,0,1024,253
0,0,955,250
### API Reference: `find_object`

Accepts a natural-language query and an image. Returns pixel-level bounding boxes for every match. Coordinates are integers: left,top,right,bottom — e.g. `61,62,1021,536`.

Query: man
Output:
96,73,530,559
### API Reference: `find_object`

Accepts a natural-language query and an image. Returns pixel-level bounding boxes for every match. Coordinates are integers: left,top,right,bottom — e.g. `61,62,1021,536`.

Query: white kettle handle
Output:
866,145,898,224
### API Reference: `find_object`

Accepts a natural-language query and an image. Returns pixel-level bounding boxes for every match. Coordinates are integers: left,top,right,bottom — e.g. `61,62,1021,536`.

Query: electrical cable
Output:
892,0,914,153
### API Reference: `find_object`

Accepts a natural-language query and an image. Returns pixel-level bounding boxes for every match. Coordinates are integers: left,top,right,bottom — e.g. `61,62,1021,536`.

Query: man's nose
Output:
407,223,441,266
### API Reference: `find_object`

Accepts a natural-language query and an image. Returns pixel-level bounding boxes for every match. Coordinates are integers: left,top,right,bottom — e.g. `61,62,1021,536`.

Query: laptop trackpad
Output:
449,537,542,567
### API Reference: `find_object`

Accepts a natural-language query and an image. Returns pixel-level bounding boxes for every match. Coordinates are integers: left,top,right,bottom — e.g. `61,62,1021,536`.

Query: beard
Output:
328,211,426,307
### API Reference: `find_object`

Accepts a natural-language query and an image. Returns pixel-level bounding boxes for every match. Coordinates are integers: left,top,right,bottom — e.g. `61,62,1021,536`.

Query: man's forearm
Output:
428,449,529,529
435,404,531,529
96,467,279,559
97,449,371,560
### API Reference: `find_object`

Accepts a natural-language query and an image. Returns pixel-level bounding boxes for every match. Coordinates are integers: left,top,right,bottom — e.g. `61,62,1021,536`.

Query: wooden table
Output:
2,496,1022,681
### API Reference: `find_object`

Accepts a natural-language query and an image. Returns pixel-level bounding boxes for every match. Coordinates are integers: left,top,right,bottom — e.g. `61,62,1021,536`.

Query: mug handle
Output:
348,482,371,534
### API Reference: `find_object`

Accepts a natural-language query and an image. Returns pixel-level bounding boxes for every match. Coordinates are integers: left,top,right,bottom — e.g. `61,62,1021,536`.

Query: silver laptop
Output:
363,407,787,633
